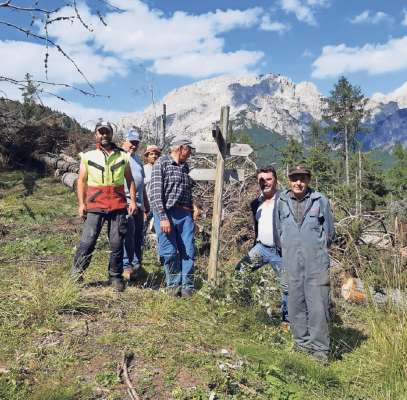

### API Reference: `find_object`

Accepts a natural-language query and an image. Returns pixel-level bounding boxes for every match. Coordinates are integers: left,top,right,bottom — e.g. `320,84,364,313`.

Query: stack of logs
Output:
34,152,79,190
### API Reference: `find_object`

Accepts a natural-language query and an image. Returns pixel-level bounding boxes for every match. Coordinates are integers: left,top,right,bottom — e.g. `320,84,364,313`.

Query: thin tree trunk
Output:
345,124,349,185
358,149,362,215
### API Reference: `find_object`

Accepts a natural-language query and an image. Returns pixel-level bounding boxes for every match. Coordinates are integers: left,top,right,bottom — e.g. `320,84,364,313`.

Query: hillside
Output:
1,171,406,399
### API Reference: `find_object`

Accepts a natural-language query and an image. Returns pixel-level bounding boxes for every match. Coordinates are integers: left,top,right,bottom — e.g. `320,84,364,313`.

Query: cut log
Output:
61,172,78,191
33,153,79,191
341,277,366,303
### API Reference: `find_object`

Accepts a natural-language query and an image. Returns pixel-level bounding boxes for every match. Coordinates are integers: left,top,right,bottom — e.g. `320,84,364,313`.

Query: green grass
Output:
0,173,406,399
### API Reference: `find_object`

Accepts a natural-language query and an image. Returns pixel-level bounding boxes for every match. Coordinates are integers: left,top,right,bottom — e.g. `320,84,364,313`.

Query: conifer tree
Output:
325,77,367,186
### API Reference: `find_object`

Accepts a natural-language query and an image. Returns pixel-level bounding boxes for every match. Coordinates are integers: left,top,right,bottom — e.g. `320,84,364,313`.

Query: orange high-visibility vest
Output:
80,146,129,212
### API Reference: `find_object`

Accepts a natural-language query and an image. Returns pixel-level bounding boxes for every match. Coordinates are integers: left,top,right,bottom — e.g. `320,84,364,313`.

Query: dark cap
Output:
288,165,311,177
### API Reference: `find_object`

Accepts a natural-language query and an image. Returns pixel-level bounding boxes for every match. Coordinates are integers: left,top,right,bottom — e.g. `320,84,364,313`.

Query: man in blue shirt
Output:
122,128,150,280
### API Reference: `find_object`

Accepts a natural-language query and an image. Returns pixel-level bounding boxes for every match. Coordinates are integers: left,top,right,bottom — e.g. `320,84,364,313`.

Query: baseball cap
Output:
171,137,195,148
288,165,311,177
144,145,161,156
126,129,141,142
95,120,113,133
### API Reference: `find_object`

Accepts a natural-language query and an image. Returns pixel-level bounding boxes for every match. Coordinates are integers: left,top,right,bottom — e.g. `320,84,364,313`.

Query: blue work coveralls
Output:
276,189,335,355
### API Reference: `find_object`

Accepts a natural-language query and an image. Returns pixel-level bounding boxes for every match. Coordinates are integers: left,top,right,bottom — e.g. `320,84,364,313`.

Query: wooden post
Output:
208,106,229,283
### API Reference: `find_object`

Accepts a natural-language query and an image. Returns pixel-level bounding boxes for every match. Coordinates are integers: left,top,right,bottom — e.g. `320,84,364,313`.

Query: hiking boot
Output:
110,279,125,292
166,286,181,297
71,273,84,285
309,351,329,364
293,344,311,355
181,288,194,298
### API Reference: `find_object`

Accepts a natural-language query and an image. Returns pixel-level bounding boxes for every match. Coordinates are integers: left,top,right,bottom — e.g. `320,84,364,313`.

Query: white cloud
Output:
306,0,329,6
402,9,407,26
312,36,407,78
43,1,264,77
0,40,127,86
280,0,329,26
151,50,264,78
260,15,290,33
349,10,393,25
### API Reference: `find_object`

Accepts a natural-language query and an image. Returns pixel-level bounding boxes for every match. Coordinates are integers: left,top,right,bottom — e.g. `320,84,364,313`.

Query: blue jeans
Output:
237,242,288,322
123,212,144,270
153,208,195,289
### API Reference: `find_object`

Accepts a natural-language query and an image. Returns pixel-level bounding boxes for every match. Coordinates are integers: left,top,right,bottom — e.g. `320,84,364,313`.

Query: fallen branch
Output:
121,352,140,400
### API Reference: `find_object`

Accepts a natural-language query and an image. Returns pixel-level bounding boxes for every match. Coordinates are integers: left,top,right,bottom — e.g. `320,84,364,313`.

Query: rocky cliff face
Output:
119,73,407,149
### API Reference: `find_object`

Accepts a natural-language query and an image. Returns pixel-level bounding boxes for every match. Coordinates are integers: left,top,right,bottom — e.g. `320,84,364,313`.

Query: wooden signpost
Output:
192,106,253,284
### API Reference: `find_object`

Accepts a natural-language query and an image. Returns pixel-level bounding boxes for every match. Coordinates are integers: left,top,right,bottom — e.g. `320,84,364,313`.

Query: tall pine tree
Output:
325,77,367,186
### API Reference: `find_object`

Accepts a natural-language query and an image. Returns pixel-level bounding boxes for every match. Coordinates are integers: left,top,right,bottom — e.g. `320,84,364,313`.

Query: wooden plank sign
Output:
189,168,244,182
194,141,253,157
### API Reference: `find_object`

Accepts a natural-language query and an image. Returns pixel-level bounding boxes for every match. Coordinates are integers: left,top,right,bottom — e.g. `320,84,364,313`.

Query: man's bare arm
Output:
124,165,137,215
77,162,88,219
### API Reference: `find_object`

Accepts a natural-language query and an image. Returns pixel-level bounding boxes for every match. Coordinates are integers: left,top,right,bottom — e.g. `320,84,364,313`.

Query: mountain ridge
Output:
119,73,407,149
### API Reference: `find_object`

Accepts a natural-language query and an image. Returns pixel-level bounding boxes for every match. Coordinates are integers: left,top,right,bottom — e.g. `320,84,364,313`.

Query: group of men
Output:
70,121,335,362
238,164,335,362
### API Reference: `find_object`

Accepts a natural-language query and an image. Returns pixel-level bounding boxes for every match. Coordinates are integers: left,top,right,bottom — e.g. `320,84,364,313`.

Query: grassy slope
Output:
0,172,406,400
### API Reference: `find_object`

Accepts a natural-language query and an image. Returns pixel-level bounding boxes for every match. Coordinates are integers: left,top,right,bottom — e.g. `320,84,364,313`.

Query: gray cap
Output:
95,120,113,133
171,137,195,148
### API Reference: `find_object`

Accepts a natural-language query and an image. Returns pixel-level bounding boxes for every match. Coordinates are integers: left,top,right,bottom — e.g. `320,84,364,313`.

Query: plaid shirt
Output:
150,154,194,220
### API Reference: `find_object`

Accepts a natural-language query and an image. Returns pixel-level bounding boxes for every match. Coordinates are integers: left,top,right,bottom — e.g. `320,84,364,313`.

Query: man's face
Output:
95,127,113,147
179,145,193,163
147,151,160,164
289,174,310,197
257,171,277,196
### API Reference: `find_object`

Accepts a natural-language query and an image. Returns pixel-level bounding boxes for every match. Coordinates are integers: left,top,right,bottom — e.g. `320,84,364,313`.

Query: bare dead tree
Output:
0,0,122,100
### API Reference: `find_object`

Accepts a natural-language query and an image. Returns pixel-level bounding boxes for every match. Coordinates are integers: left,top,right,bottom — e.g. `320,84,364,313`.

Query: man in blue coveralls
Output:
276,165,335,362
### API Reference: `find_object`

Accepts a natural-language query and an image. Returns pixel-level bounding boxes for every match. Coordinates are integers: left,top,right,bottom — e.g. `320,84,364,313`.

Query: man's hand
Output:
128,201,138,215
160,218,171,233
78,204,87,220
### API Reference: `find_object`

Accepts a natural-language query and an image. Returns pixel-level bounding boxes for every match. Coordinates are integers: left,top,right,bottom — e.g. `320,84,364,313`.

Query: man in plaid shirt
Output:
150,137,199,297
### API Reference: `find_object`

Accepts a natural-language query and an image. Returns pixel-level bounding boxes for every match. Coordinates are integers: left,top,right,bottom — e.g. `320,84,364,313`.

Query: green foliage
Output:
325,76,368,184
19,73,42,123
386,143,407,198
279,138,305,168
305,121,335,191
325,76,368,148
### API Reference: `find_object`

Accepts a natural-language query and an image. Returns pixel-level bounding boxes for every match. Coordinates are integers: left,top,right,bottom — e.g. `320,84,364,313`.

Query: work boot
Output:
110,279,125,292
181,288,194,298
71,272,84,285
166,286,181,297
309,351,329,364
293,344,311,355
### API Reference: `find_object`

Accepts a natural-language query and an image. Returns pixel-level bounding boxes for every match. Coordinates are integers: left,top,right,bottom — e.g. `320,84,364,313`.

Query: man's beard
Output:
100,139,112,149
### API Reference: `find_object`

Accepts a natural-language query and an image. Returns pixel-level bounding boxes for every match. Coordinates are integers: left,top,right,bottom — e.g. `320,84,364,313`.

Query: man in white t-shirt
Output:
236,165,288,324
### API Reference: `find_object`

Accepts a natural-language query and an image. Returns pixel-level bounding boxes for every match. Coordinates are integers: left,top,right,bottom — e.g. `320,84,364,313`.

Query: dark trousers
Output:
71,210,128,281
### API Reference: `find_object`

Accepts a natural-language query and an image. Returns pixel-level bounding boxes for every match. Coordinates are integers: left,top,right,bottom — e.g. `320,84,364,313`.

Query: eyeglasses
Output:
129,140,140,146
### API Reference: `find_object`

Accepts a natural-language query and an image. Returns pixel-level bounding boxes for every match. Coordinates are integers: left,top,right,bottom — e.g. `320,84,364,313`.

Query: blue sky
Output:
1,0,407,123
